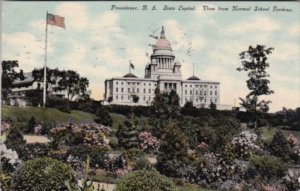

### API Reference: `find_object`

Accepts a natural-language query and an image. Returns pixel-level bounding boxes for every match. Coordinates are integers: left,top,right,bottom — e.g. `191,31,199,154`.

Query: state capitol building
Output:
104,26,221,108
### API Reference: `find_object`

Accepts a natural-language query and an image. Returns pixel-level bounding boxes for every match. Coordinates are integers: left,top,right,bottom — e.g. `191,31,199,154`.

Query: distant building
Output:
104,26,226,109
9,72,67,106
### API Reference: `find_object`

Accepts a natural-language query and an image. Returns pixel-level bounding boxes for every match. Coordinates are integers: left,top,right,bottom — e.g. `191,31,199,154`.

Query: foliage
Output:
245,155,287,182
12,157,75,191
0,120,11,133
25,116,36,134
184,101,194,108
116,116,140,150
157,123,190,178
230,131,261,159
133,156,152,170
138,131,160,153
268,130,291,160
21,143,50,160
115,168,178,191
50,122,110,148
55,70,89,100
151,89,180,121
0,142,21,173
69,146,109,168
95,107,113,126
131,94,139,103
1,60,19,100
282,170,300,190
237,45,274,128
46,97,72,113
209,102,216,110
4,127,26,156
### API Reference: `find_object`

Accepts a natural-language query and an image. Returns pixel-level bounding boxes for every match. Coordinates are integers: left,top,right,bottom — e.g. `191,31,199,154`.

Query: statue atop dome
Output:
160,26,165,39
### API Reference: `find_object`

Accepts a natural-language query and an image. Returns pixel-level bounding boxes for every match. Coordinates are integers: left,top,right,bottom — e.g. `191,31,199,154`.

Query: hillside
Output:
1,105,96,123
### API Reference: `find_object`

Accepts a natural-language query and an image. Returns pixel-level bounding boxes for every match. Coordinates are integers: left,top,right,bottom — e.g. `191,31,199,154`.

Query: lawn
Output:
1,105,96,123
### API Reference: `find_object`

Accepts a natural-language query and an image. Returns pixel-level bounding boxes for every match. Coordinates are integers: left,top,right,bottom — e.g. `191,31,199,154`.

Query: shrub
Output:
4,127,26,156
268,130,291,160
115,168,178,191
94,107,113,126
25,116,36,134
69,146,109,168
46,97,71,113
246,155,287,182
133,156,151,170
12,157,75,191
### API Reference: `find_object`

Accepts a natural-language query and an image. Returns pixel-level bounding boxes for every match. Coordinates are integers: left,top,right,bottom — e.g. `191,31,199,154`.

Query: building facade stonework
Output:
104,27,221,108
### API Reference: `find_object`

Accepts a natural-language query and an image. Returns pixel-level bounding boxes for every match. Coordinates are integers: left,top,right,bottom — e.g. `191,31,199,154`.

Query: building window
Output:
144,89,146,93
121,95,123,100
200,91,202,95
149,89,151,93
133,88,135,93
128,82,130,85
190,90,192,95
137,88,139,93
144,96,146,101
210,91,212,95
121,88,123,93
204,91,206,96
185,85,187,87
121,82,123,85
155,84,157,87
128,88,130,93
116,88,118,92
215,98,217,103
190,85,192,88
200,85,202,88
116,95,118,100
215,85,217,88
185,90,187,95
196,91,198,95
128,95,130,100
149,83,151,86
215,91,217,95
116,81,118,85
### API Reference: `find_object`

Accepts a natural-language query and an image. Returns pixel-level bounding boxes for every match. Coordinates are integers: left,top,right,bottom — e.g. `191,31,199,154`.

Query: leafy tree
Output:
12,157,75,191
269,130,292,160
1,60,19,100
131,94,139,103
32,67,62,90
56,70,89,101
184,101,194,108
157,123,190,178
115,168,178,191
237,45,274,128
209,101,216,110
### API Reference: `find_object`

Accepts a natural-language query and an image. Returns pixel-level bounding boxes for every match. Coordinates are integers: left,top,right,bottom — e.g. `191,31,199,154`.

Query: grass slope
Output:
1,105,96,124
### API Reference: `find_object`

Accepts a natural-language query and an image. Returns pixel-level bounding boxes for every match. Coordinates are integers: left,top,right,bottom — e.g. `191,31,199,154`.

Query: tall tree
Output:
56,70,89,101
1,60,19,100
237,45,274,128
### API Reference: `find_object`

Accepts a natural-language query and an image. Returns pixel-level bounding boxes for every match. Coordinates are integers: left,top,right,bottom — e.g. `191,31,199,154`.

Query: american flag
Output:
47,13,65,29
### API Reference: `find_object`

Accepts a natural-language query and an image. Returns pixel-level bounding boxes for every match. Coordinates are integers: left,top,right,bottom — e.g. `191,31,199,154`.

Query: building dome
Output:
187,75,200,80
123,73,137,78
154,26,172,50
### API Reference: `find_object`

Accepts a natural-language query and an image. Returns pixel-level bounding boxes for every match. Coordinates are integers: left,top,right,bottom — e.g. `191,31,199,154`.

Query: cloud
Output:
2,32,53,72
289,22,300,37
225,15,281,35
55,2,88,31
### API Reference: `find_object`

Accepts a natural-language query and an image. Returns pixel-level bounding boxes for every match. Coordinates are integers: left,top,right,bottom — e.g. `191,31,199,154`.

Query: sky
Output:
2,1,300,112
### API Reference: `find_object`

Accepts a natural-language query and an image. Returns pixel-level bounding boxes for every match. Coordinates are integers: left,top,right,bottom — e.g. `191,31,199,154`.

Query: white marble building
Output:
104,26,222,108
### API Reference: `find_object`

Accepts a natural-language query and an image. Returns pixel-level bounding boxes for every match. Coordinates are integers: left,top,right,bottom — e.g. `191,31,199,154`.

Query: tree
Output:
269,130,292,160
237,45,274,128
26,116,36,134
116,116,140,150
1,60,19,100
115,168,178,191
209,101,216,110
157,123,189,177
94,107,113,126
12,157,75,191
56,70,89,101
131,94,139,104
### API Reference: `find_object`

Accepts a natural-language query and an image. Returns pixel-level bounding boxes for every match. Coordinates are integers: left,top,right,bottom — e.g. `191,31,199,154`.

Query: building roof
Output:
187,75,201,81
13,72,34,85
123,73,137,78
154,26,172,50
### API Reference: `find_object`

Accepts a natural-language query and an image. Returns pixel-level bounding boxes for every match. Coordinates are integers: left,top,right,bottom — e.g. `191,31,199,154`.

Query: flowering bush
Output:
287,134,298,148
287,134,300,163
231,131,261,159
0,120,11,133
138,131,159,152
50,122,110,147
0,143,21,173
114,166,132,178
34,124,43,135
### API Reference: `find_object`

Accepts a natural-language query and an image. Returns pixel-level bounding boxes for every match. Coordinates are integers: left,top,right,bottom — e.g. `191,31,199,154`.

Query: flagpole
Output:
129,60,131,73
43,11,48,107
